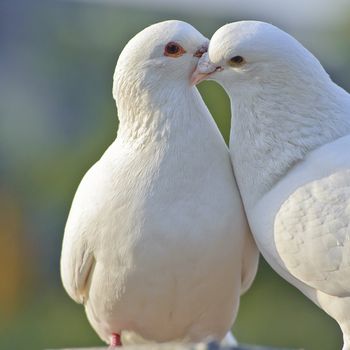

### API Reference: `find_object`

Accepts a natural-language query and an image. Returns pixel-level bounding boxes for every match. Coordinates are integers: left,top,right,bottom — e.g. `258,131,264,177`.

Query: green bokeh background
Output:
1,1,350,349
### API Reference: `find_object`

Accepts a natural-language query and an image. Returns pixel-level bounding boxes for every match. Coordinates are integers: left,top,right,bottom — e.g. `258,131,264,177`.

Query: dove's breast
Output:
83,130,248,343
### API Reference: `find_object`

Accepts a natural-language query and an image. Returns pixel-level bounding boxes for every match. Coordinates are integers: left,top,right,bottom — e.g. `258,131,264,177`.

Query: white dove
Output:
192,21,350,349
60,20,258,347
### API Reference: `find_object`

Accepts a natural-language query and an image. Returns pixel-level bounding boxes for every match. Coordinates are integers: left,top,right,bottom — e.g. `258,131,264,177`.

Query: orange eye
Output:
164,42,186,58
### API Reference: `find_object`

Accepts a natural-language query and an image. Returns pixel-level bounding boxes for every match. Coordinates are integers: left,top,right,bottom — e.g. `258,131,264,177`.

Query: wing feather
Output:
60,162,106,303
275,169,350,297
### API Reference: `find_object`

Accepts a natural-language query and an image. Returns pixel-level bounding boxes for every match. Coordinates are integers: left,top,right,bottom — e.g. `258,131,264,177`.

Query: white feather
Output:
203,20,350,349
60,20,258,345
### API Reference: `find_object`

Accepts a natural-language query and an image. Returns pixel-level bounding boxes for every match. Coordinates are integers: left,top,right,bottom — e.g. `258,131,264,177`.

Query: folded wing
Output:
275,169,350,297
60,163,107,303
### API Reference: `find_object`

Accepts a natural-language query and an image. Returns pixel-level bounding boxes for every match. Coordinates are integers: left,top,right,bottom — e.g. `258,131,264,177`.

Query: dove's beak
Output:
190,70,212,86
191,65,223,86
190,52,222,86
190,42,210,86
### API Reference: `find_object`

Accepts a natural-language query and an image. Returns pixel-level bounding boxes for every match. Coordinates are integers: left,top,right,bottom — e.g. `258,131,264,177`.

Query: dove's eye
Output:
164,42,186,58
228,56,245,67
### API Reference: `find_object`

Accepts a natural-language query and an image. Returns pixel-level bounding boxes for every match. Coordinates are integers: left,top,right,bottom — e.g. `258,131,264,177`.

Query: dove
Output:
60,20,258,347
192,20,350,349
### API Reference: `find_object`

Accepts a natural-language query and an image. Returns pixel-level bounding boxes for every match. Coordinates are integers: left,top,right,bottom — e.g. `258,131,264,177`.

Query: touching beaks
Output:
190,70,211,85
190,52,222,86
190,65,223,86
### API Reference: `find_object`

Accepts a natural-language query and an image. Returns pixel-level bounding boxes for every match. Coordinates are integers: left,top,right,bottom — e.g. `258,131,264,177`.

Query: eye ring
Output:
228,55,245,67
164,42,186,58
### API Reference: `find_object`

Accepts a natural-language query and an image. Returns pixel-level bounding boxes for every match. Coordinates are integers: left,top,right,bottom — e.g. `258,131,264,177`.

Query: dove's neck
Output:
115,80,208,147
226,79,350,208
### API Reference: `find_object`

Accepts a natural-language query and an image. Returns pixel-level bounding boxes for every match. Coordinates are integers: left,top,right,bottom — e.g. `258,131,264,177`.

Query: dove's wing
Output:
275,169,350,297
60,232,95,304
61,161,110,304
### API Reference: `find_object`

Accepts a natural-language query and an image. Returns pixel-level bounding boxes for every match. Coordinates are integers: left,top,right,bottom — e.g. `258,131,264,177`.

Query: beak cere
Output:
193,44,208,58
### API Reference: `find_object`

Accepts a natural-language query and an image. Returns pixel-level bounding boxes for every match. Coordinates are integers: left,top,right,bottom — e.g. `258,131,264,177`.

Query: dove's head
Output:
113,20,208,107
192,21,329,95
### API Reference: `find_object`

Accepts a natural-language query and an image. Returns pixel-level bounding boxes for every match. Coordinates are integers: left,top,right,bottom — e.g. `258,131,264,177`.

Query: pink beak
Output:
190,69,212,86
191,66,223,86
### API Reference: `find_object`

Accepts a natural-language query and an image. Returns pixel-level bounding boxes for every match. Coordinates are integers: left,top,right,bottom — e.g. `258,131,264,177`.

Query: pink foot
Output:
109,333,122,348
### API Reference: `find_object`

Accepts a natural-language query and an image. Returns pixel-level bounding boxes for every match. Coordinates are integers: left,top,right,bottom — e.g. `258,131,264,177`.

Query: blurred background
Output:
1,0,350,349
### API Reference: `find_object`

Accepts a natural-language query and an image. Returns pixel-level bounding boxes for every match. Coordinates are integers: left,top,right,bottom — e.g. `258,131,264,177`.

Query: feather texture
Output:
201,20,350,349
60,20,258,345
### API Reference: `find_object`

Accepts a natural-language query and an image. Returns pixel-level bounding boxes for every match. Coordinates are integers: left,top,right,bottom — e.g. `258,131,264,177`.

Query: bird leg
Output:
108,333,122,348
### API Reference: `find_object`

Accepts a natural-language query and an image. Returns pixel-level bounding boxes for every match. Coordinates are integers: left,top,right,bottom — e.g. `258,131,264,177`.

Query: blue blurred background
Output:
1,1,350,349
